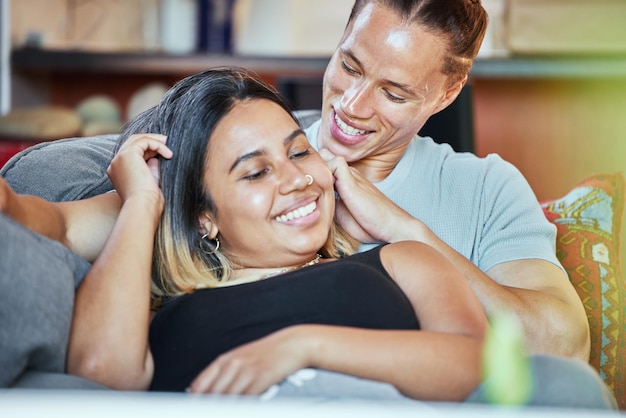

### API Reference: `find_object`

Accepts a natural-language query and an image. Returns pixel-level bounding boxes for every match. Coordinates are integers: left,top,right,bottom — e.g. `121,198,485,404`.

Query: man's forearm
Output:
442,253,589,359
483,260,591,360
397,219,590,360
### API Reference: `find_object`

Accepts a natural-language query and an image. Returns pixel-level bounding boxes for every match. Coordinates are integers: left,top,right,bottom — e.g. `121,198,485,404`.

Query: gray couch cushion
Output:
0,213,91,387
11,371,108,390
0,134,117,202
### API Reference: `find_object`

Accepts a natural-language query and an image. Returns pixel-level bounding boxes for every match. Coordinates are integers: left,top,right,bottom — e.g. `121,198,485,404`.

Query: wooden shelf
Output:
10,49,330,77
11,48,626,79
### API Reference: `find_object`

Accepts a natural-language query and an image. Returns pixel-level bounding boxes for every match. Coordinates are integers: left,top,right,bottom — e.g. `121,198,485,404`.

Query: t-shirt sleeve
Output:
476,154,563,273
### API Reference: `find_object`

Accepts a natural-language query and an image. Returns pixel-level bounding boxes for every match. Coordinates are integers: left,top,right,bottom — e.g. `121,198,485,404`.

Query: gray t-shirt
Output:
305,119,561,272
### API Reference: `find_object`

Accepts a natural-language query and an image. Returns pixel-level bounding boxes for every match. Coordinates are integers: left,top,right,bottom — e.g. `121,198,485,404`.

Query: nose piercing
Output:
305,174,314,186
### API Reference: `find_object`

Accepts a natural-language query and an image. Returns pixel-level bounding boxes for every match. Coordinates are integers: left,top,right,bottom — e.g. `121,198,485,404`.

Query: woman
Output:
67,67,486,401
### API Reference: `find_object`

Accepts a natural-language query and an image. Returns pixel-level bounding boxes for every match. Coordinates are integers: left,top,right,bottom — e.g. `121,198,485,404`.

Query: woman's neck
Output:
218,254,323,287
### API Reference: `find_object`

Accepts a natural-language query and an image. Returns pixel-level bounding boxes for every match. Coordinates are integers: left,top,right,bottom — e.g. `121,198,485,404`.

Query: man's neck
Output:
350,144,409,184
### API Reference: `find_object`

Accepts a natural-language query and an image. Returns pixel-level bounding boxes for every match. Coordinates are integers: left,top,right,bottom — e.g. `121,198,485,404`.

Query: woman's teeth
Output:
335,114,366,136
275,201,317,222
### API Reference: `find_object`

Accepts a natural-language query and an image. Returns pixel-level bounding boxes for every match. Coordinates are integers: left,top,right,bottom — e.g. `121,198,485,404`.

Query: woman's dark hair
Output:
348,0,488,82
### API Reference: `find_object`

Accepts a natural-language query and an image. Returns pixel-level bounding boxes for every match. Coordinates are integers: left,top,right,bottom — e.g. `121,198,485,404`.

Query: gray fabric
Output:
0,213,91,387
466,355,618,410
262,369,436,410
262,356,617,410
11,371,109,390
0,134,118,201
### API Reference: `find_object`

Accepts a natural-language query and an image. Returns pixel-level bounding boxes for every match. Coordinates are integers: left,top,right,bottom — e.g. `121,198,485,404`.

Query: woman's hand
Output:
188,327,310,395
319,148,425,244
107,134,172,204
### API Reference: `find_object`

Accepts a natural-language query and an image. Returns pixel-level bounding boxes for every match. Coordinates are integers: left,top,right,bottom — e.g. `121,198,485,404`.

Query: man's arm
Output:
412,223,590,360
322,152,590,360
486,258,590,358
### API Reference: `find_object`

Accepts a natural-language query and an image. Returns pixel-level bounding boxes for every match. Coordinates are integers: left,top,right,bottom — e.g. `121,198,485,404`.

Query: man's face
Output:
318,3,459,177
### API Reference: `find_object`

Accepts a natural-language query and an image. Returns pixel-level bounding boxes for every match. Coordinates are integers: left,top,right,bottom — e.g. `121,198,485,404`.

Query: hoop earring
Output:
305,174,314,186
199,234,220,255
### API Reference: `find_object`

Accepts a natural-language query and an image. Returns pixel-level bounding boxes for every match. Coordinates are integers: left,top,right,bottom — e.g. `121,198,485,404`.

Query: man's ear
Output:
432,75,467,115
198,213,219,239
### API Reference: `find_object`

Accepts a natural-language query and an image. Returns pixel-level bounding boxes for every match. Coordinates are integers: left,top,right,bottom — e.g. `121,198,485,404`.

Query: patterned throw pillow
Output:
541,172,625,409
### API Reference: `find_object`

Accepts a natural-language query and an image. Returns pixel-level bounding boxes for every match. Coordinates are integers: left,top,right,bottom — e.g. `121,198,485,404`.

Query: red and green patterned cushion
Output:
541,172,626,409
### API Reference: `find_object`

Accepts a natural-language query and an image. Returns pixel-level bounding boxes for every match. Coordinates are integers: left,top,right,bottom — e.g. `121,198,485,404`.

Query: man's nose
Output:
341,81,374,119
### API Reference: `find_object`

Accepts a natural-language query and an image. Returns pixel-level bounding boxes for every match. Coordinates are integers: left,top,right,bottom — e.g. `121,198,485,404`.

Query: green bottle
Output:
482,310,533,406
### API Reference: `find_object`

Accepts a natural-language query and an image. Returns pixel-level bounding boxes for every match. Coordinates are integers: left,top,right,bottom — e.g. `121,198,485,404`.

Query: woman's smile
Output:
275,200,318,223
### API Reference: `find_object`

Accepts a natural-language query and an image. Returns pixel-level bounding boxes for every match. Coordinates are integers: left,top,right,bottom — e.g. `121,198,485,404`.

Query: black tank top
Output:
149,245,419,391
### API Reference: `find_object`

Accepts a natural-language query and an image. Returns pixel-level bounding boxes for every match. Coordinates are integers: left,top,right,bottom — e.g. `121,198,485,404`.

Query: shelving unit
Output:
9,48,331,117
10,49,330,76
12,48,626,78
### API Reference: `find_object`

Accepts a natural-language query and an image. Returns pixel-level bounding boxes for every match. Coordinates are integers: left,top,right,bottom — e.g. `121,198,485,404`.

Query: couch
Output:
1,110,624,409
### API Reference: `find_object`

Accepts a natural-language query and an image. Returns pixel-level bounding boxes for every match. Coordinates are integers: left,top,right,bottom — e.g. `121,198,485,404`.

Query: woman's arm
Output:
190,241,487,401
67,134,171,390
0,175,121,262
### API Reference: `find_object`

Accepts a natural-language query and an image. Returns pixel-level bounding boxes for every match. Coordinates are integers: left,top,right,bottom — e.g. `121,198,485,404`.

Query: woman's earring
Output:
305,174,314,186
199,234,220,255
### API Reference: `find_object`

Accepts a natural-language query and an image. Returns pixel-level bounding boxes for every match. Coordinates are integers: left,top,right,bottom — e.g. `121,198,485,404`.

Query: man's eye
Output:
341,60,359,75
384,90,406,103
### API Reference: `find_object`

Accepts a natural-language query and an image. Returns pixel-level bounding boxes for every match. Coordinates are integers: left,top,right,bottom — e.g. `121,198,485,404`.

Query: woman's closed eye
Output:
242,167,270,181
289,148,312,160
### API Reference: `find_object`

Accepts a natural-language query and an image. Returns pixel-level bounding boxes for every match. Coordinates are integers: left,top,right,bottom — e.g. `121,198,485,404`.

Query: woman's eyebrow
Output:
229,128,306,173
229,149,264,173
284,128,306,145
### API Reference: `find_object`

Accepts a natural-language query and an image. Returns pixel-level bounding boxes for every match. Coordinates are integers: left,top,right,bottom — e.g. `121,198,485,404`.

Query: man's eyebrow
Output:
385,79,423,98
342,48,424,98
228,128,305,173
343,48,362,68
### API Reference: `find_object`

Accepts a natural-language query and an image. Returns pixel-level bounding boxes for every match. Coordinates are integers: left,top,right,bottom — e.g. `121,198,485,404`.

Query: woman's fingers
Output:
122,134,172,161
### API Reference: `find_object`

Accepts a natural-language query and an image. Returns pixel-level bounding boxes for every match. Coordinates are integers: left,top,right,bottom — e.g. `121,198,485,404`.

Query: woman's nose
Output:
278,167,312,194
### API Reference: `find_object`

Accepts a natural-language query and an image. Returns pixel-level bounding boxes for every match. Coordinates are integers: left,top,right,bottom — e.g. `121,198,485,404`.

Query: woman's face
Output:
204,99,336,269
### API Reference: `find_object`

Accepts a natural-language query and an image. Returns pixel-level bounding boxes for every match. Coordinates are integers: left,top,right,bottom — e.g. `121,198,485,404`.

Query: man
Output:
304,0,589,360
